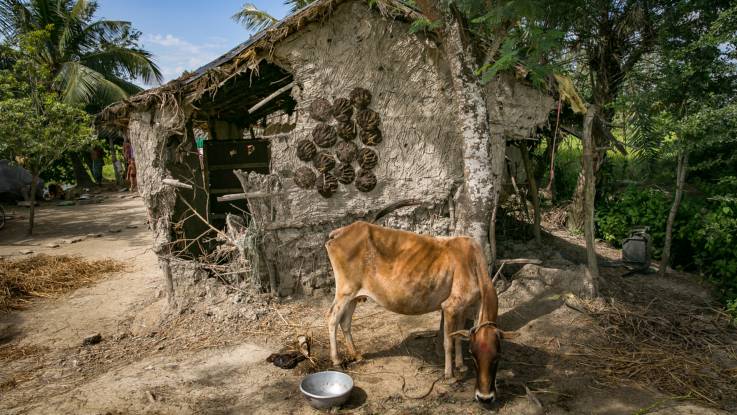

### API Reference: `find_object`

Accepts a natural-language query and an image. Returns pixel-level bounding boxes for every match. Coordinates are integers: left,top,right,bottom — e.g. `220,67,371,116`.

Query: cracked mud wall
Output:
121,0,554,299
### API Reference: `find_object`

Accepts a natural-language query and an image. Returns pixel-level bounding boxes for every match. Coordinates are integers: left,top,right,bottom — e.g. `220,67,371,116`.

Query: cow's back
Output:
326,222,482,315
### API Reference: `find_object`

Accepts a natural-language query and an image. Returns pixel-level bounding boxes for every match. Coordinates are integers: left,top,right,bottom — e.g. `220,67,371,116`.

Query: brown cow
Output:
325,221,518,404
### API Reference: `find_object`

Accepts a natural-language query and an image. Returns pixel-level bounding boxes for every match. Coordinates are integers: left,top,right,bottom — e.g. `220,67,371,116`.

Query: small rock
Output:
19,249,34,255
86,233,102,238
82,333,102,346
161,363,179,370
63,237,84,244
45,243,60,248
108,228,122,233
126,224,138,229
144,365,154,370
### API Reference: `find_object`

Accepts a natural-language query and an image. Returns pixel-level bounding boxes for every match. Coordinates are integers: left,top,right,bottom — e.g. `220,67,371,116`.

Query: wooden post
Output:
159,257,176,307
659,152,688,277
519,143,542,244
582,105,600,296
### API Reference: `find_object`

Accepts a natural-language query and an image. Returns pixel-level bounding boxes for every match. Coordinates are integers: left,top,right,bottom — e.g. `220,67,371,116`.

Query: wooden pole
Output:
519,143,541,244
582,104,600,296
659,152,688,277
248,82,295,115
162,178,193,190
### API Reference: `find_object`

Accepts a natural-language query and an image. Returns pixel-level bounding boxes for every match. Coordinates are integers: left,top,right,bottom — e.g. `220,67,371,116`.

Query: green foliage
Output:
0,0,162,106
408,17,442,34
232,2,278,32
476,25,564,88
596,187,675,257
458,0,568,88
0,30,93,179
688,185,737,308
597,180,737,318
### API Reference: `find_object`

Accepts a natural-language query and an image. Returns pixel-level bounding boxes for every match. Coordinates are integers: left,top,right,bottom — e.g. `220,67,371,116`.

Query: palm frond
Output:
288,0,316,13
0,0,30,39
54,60,127,105
80,45,163,85
232,3,278,32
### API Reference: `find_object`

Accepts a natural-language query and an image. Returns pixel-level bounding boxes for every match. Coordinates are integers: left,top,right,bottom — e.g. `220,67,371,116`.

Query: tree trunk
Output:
519,144,541,244
582,105,600,296
28,173,38,235
659,152,688,277
442,9,497,263
71,152,94,187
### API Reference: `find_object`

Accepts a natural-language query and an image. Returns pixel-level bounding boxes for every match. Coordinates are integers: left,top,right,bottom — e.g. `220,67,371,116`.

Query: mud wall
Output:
247,1,553,296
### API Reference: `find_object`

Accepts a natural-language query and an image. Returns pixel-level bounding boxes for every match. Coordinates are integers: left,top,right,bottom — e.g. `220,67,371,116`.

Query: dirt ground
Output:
1,195,735,414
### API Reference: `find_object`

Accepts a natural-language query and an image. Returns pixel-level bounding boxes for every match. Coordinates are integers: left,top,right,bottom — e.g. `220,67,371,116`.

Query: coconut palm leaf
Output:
232,3,278,32
2,0,161,105
288,0,316,13
81,46,162,86
54,60,127,104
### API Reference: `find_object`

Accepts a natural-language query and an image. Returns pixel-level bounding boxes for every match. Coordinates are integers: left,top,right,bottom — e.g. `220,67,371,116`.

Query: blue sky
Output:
97,1,292,84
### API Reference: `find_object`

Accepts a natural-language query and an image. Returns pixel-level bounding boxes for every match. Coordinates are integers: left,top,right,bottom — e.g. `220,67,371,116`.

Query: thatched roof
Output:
97,0,422,128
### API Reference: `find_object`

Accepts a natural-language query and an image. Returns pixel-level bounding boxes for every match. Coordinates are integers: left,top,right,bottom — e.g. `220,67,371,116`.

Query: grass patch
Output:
0,254,126,312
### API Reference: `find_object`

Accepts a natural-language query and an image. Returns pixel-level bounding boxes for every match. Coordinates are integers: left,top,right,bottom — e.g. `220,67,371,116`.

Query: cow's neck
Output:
476,277,499,325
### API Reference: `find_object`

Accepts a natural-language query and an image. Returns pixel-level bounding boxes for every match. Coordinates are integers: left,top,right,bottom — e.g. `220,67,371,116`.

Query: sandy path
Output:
0,195,165,349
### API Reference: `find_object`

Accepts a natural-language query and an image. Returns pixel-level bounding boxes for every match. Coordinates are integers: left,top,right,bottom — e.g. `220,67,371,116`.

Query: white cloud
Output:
143,34,230,84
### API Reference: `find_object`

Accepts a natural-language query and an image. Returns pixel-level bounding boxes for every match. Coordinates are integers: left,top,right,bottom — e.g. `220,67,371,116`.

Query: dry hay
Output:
0,255,126,311
568,294,737,409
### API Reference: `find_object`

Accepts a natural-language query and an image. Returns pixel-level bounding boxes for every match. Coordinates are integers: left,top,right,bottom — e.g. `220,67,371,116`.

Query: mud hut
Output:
98,0,553,305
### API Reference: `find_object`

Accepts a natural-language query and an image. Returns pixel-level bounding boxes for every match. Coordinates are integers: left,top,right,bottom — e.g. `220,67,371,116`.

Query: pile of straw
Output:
0,255,126,311
571,295,737,408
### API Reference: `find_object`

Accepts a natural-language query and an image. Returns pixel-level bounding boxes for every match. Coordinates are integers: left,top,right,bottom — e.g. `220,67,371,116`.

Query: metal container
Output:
622,227,652,271
300,371,354,410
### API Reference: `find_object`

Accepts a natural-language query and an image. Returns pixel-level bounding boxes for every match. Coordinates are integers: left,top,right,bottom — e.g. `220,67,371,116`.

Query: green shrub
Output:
596,180,737,321
689,197,737,307
596,187,677,257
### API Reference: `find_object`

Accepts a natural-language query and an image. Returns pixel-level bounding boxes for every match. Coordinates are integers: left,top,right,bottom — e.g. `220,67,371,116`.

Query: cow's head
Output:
452,322,518,405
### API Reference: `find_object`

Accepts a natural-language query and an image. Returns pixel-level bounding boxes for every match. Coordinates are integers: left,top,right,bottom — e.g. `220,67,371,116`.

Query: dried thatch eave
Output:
97,0,423,130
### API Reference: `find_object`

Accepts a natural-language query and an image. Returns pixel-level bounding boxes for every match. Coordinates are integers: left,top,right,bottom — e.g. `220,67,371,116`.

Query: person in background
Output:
91,145,105,185
123,139,137,192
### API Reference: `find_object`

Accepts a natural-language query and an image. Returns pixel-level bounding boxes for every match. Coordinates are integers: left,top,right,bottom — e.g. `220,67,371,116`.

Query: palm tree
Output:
0,0,162,106
232,1,315,31
1,0,162,185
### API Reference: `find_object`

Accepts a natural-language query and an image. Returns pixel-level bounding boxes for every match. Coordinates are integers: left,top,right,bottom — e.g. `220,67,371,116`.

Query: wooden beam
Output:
163,179,193,190
248,82,295,115
496,258,543,265
216,191,286,202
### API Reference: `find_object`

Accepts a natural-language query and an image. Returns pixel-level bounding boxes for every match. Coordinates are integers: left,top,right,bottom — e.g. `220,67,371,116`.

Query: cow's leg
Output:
328,294,353,366
435,311,444,357
442,306,461,380
454,312,467,373
339,298,362,361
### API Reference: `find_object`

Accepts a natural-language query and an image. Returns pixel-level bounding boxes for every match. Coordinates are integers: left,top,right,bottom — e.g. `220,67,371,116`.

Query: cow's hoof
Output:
444,376,458,384
331,359,342,367
456,364,468,373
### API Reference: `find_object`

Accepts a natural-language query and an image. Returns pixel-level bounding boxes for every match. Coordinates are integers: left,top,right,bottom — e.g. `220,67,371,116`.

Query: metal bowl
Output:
300,370,354,409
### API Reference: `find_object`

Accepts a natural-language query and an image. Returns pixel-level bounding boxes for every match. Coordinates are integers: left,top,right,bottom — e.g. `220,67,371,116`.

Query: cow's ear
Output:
449,329,470,338
499,330,520,340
